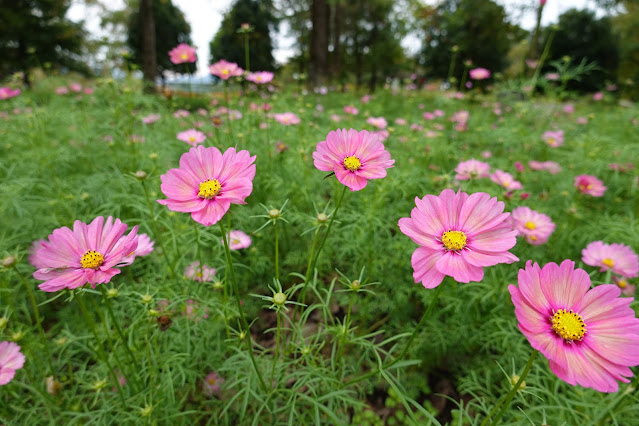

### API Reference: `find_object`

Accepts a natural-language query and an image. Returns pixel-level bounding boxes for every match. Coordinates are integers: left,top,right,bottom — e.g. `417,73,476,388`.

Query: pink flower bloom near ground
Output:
273,112,300,125
246,71,274,84
184,261,216,282
398,189,518,288
120,233,155,265
490,170,523,190
0,87,20,100
574,175,606,197
469,67,491,80
31,217,139,292
343,105,359,115
582,241,639,278
510,206,555,245
157,145,256,226
209,60,243,80
366,116,387,129
542,130,564,147
613,276,636,297
202,371,224,396
222,230,252,250
169,43,197,64
454,159,491,180
0,341,25,385
528,161,562,174
174,109,190,118
142,113,161,124
177,129,206,147
313,129,395,191
509,260,639,392
55,86,68,95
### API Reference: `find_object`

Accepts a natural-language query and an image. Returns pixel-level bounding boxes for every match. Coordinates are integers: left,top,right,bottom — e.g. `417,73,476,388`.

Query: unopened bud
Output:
140,404,153,417
317,213,329,223
106,288,118,298
141,294,153,304
268,209,280,219
46,376,63,396
0,317,7,329
273,292,286,306
510,374,526,390
135,170,147,181
2,256,17,268
351,280,361,291
92,379,107,391
212,281,224,291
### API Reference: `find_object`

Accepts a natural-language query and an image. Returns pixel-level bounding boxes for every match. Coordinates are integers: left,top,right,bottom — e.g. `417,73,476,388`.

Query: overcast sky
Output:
68,0,604,76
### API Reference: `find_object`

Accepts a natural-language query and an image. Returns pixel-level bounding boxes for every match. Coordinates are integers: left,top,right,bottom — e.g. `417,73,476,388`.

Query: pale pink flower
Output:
202,371,224,396
510,207,555,245
613,276,636,297
142,113,161,124
434,109,445,117
454,159,490,180
31,217,139,292
246,71,274,84
509,260,639,393
222,230,252,250
157,145,256,226
366,116,387,129
273,112,300,125
582,241,639,278
576,117,588,125
593,92,604,101
184,261,216,282
184,299,208,321
373,129,390,142
528,161,562,174
398,189,518,288
343,105,359,115
209,60,243,80
563,104,575,114
469,67,491,80
410,123,423,132
423,112,435,120
395,118,407,126
169,43,197,64
574,175,606,197
0,341,25,385
545,72,560,81
83,87,94,95
69,83,82,93
481,151,492,159
360,94,371,103
330,114,341,122
55,86,68,95
313,129,394,191
174,109,190,118
451,110,469,124
490,170,523,190
177,129,206,147
542,130,564,147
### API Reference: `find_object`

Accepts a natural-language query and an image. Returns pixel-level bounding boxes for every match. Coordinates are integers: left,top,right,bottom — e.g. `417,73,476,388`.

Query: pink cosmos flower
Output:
55,86,68,95
510,207,555,245
613,276,636,297
490,170,523,190
582,241,639,278
273,112,300,125
343,105,359,115
395,118,407,126
469,67,491,80
127,233,155,257
508,260,639,393
542,130,564,147
563,104,575,114
423,112,435,120
184,261,216,282
576,116,588,125
69,83,82,93
0,341,25,385
451,110,469,124
593,92,604,101
157,145,256,226
202,371,224,396
142,113,161,124
174,109,190,118
169,43,197,64
313,129,395,191
360,94,371,103
83,87,94,95
528,160,562,174
434,109,445,117
246,71,274,84
481,151,492,159
222,230,252,250
366,116,387,129
545,72,560,81
574,175,606,197
398,189,518,288
31,217,139,292
0,87,20,100
454,159,490,180
209,60,243,80
177,129,206,147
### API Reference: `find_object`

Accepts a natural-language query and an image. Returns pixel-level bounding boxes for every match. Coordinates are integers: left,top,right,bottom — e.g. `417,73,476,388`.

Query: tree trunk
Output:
330,0,342,79
140,0,157,93
309,0,329,86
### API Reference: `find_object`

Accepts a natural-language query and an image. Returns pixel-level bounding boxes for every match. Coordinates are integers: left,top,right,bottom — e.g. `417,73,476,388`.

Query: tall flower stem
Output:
338,292,356,379
530,28,556,94
343,283,443,387
193,222,204,279
274,220,280,280
218,219,268,393
483,350,538,426
76,292,127,406
269,309,281,386
140,180,176,279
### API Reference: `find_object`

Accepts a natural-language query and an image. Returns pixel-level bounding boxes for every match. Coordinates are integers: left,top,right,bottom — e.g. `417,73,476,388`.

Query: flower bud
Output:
141,294,153,304
2,256,17,268
268,209,280,219
0,317,7,329
351,280,362,291
510,374,526,390
135,170,147,181
273,292,286,306
317,213,329,224
106,288,119,298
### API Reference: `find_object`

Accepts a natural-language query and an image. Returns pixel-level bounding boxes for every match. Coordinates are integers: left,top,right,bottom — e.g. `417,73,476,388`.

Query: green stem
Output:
447,51,458,84
530,28,556,94
338,292,356,379
343,283,443,387
274,221,279,281
218,219,268,393
193,221,204,280
483,350,538,426
141,180,176,279
269,309,281,387
244,34,250,73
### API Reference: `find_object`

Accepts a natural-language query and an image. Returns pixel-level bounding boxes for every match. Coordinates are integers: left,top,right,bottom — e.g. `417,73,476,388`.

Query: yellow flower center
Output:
208,377,216,385
548,138,555,145
222,70,229,75
551,309,586,341
618,279,628,289
525,221,536,230
256,76,262,81
602,258,614,268
181,53,188,60
442,230,467,251
232,239,240,245
189,136,195,142
344,156,361,171
81,250,104,269
198,179,221,199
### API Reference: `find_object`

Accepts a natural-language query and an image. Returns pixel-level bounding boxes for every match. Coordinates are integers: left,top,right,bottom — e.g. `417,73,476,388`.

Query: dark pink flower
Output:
574,175,606,197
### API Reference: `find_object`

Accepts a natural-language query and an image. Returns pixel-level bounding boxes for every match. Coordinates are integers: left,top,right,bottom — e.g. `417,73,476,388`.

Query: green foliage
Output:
613,1,639,99
127,0,195,78
209,0,276,71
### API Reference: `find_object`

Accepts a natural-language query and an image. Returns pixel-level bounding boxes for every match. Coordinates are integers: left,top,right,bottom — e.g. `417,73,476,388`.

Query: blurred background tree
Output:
0,0,89,85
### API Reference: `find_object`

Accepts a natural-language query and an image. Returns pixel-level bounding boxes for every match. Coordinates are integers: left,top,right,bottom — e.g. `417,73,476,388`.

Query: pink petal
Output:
411,247,445,288
435,251,484,283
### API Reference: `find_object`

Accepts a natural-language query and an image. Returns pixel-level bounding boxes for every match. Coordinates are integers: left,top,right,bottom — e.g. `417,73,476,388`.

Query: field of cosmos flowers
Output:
1,68,639,425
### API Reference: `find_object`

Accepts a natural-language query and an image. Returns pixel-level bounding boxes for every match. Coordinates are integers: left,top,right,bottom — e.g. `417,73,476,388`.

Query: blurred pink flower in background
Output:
593,92,604,101
177,129,206,147
273,112,300,125
545,72,560,81
169,44,197,64
510,206,555,245
469,67,491,80
246,71,274,84
142,113,161,124
343,105,359,115
209,60,243,80
202,371,224,396
490,170,523,190
366,116,387,129
69,83,82,92
582,241,638,278
542,130,564,147
0,87,20,99
528,160,562,174
574,174,606,197
454,159,490,180
222,230,252,250
0,341,25,385
55,86,68,95
184,261,216,282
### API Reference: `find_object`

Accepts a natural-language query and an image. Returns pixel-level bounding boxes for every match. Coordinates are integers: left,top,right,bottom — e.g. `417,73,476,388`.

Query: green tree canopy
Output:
0,0,88,84
209,0,277,72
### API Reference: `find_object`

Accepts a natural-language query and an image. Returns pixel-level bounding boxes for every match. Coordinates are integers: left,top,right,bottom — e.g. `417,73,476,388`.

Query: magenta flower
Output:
398,189,518,288
0,87,20,100
184,261,216,282
157,145,256,226
508,260,639,392
169,43,197,64
574,175,606,197
469,67,491,80
528,160,562,174
510,207,555,245
366,116,388,129
542,130,564,147
582,241,639,278
490,169,523,190
69,83,82,93
202,371,224,396
454,159,490,180
177,129,206,147
222,230,252,250
313,129,395,191
0,341,25,385
31,217,139,292
246,71,274,84
273,112,300,125
209,60,243,80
